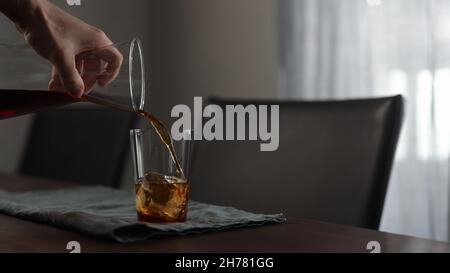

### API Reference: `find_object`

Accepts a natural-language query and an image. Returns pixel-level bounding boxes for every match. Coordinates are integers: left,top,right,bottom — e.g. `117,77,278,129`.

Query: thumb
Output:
53,53,85,97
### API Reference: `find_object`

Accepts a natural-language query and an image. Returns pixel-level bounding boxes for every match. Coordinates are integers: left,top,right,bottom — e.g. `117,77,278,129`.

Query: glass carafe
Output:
0,38,145,119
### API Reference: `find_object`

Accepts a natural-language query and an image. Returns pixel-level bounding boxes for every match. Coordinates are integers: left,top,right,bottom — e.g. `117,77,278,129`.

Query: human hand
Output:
16,0,123,97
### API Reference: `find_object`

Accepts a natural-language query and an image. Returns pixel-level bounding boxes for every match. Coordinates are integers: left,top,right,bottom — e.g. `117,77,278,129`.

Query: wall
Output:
148,0,279,125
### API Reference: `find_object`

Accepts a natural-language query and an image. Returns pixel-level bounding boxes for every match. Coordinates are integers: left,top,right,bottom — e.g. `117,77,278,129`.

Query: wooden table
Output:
0,173,449,253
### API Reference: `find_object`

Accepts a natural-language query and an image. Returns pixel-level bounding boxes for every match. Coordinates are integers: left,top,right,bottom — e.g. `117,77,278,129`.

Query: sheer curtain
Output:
279,0,450,241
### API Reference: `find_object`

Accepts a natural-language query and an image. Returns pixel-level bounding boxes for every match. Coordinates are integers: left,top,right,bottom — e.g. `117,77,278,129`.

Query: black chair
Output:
20,106,136,188
189,95,404,229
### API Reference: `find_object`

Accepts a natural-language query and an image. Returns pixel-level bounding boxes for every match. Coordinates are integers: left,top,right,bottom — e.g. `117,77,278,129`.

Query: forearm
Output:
0,0,43,33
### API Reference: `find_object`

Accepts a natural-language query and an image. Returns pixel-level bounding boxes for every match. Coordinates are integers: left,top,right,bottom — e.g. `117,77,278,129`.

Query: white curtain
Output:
279,0,450,241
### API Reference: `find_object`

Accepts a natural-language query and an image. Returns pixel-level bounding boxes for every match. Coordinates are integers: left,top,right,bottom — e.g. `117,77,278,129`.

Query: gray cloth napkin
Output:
0,186,285,243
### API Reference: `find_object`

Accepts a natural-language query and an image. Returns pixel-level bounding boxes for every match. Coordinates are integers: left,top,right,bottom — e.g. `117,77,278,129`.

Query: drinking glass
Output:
130,129,192,223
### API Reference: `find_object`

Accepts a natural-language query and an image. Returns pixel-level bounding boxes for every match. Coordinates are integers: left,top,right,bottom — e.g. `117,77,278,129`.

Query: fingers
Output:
49,59,88,94
96,47,123,86
53,52,85,97
49,66,65,91
77,46,123,87
80,59,100,94
49,46,123,95
75,56,101,94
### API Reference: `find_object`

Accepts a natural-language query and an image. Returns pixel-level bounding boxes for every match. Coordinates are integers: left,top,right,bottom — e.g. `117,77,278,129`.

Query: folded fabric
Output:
0,186,286,243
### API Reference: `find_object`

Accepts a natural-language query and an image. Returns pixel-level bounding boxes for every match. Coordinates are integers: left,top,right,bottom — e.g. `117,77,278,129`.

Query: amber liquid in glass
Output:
135,112,187,223
135,172,188,223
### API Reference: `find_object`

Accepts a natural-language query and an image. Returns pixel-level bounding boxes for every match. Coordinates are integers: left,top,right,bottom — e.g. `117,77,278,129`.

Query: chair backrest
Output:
189,95,404,229
20,106,136,188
